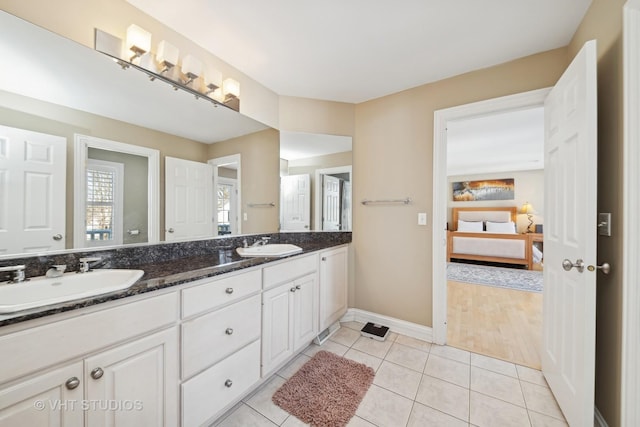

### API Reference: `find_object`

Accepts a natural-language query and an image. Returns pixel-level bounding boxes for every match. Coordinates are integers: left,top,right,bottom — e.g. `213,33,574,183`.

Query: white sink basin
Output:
0,269,144,314
236,244,303,257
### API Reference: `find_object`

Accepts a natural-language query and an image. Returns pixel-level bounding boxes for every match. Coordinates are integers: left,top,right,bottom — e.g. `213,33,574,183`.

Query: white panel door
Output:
261,282,294,376
85,328,178,427
0,125,66,255
165,157,213,241
292,273,318,351
322,175,341,231
319,246,348,331
542,40,597,426
280,174,310,231
0,361,83,427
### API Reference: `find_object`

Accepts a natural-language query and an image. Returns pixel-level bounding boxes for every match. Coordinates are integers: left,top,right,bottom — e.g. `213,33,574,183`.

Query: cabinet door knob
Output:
53,234,63,241
225,287,234,294
322,257,326,261
225,328,234,335
295,285,301,290
90,367,104,380
65,377,80,390
290,287,296,292
224,379,233,388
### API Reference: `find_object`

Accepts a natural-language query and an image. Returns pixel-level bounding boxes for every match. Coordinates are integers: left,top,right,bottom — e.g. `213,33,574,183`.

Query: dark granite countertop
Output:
0,235,350,328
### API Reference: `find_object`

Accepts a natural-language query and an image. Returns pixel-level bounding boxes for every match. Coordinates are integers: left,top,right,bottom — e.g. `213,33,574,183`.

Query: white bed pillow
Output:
457,219,483,232
485,221,516,234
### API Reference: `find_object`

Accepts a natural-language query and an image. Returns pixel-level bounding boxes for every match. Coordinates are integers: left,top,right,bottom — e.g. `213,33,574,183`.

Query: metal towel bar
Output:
247,202,276,207
361,197,412,206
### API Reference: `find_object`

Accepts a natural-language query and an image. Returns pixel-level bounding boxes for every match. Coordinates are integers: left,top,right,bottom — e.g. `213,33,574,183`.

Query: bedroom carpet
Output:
271,350,375,426
447,262,543,293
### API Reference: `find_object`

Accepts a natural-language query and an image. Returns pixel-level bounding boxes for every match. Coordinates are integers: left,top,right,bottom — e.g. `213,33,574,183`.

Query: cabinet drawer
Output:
182,340,260,427
182,295,261,379
263,254,318,289
0,292,178,384
182,269,261,318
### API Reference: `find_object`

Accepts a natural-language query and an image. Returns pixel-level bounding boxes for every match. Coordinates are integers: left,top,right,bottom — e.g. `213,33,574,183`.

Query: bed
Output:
447,207,540,270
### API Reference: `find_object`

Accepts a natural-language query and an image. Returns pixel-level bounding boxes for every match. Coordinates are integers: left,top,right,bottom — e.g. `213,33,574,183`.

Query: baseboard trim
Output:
340,308,433,342
594,406,609,427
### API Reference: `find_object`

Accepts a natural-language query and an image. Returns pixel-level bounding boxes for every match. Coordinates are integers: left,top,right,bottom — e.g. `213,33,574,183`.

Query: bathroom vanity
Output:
0,233,349,426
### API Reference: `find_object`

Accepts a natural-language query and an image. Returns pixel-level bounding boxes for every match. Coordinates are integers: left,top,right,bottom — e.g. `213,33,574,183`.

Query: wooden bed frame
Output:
447,207,535,269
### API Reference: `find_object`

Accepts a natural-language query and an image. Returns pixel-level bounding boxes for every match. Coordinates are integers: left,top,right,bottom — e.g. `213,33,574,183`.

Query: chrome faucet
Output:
251,237,271,247
46,264,67,278
78,257,101,273
0,265,26,283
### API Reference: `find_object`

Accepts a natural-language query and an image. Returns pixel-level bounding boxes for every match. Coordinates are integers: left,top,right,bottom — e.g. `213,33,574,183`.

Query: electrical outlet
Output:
418,212,427,226
243,212,248,221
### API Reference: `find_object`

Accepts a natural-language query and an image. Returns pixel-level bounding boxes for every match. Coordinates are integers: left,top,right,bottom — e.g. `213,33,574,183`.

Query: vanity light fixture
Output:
125,24,151,62
156,40,179,74
94,27,241,111
181,54,202,86
205,69,223,95
222,77,240,102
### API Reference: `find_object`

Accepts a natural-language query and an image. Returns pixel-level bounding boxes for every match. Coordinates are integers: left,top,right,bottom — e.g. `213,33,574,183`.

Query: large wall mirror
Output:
0,10,279,258
279,131,353,231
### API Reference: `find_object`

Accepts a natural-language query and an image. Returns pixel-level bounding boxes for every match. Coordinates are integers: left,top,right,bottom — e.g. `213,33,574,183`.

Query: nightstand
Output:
528,233,544,270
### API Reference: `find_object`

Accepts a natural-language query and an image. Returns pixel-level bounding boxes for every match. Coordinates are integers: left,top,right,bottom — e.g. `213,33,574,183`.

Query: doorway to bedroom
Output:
442,101,545,369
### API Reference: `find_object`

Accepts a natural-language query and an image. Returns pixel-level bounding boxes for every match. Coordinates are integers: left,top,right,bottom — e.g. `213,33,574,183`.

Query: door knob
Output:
53,234,63,241
166,228,174,233
562,258,585,273
587,263,611,274
225,328,234,335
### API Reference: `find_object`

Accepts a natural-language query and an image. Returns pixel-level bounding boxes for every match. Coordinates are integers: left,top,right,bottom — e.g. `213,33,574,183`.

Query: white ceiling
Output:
446,107,544,176
127,0,592,103
280,132,352,161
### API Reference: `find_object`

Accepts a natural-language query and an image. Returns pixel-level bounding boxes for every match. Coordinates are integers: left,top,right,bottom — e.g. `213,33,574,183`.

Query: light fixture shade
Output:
210,88,224,102
520,202,536,214
181,54,202,78
223,77,240,98
157,40,179,67
205,69,223,90
126,24,151,56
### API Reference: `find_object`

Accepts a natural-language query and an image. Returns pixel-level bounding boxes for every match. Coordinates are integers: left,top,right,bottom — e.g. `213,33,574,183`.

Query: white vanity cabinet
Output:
180,269,262,427
319,245,349,331
0,292,180,427
261,254,319,376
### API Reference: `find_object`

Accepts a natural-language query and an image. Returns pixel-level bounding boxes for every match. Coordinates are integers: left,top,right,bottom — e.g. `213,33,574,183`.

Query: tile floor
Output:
214,322,568,427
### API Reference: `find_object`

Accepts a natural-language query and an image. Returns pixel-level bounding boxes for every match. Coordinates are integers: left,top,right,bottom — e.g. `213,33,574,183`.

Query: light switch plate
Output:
418,212,427,226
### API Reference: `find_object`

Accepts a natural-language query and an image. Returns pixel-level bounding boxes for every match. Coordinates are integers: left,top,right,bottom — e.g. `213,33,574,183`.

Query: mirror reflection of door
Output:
217,176,237,235
0,124,66,255
209,154,242,236
322,175,341,230
280,174,310,231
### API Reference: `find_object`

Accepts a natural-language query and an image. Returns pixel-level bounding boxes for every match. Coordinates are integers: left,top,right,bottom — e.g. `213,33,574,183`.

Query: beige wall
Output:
279,96,355,136
569,0,626,424
0,0,279,128
208,128,281,234
447,170,544,234
353,47,568,326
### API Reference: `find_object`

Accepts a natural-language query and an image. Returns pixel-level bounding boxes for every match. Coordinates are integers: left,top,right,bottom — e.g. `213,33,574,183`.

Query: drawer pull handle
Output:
90,367,104,380
290,287,296,292
295,285,301,290
65,377,80,390
225,287,234,294
225,328,234,335
224,379,233,388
